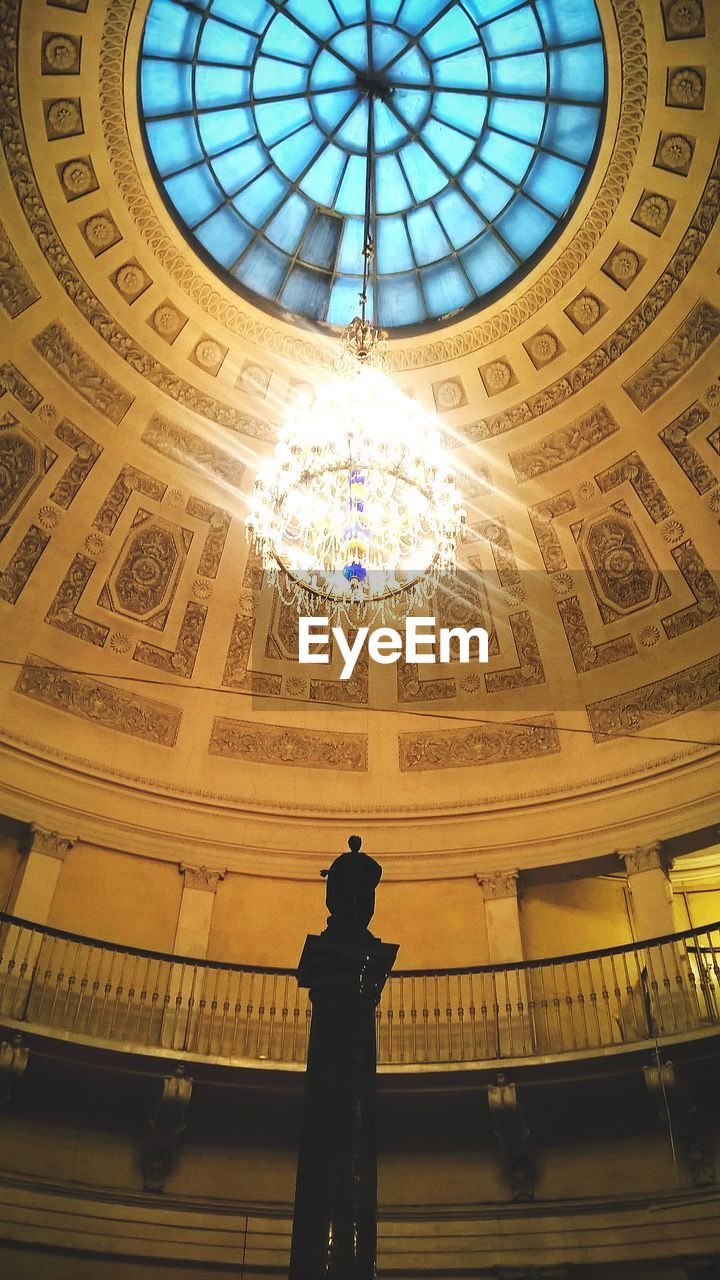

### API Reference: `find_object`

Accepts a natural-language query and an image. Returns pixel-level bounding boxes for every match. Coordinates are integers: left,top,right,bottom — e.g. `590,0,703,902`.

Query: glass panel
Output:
211,138,268,194
301,212,344,269
421,260,472,317
140,60,192,116
524,153,583,216
266,192,313,252
195,65,251,109
165,165,222,225
195,205,252,266
543,103,602,163
460,232,515,292
140,0,606,331
236,240,289,293
549,45,605,103
142,0,199,59
406,204,451,266
198,21,255,66
146,118,204,177
483,8,541,57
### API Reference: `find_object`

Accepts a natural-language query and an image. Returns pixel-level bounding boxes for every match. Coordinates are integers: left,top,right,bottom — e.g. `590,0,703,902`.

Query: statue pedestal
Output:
288,931,398,1280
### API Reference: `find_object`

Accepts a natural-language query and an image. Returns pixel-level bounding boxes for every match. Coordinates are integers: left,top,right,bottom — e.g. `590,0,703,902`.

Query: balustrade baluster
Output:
207,966,222,1055
574,959,588,1047
444,974,452,1061
243,972,256,1058
457,974,465,1060
468,973,477,1060
267,974,278,1060
609,953,625,1042
398,976,406,1064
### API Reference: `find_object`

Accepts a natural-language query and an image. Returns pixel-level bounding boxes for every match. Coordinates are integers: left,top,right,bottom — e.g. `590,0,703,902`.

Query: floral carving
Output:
633,193,672,234
565,292,603,333
624,301,720,411
45,97,82,139
16,655,181,745
528,492,576,573
485,612,545,692
185,497,231,579
142,416,246,487
192,338,226,373
595,453,673,524
662,519,685,543
37,504,60,530
109,630,131,654
656,133,694,174
659,402,717,494
151,303,186,342
557,595,636,673
399,717,560,771
33,323,134,423
134,600,207,678
0,419,56,539
603,245,641,288
50,420,102,508
93,465,166,535
45,553,109,646
0,525,49,602
662,540,720,637
81,211,120,255
668,67,705,107
210,718,367,771
588,654,720,741
480,360,514,395
663,0,704,38
42,33,81,73
58,156,97,199
113,261,151,300
509,405,619,483
579,509,665,620
640,626,660,647
524,330,560,368
0,220,39,317
99,512,190,627
432,377,466,412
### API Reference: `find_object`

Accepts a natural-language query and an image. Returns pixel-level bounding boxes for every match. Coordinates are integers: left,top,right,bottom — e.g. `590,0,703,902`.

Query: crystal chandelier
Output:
246,90,466,622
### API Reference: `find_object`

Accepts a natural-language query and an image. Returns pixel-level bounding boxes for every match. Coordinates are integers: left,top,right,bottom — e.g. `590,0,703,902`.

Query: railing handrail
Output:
1,910,717,978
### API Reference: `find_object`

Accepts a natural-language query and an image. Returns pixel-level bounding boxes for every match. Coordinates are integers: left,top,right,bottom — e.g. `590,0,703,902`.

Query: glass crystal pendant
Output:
246,325,466,623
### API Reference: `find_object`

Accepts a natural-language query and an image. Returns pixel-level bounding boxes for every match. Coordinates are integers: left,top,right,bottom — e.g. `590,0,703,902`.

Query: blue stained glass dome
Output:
139,0,606,333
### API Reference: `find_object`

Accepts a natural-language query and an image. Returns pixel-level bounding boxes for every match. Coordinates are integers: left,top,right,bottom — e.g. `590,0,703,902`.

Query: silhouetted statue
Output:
321,835,382,939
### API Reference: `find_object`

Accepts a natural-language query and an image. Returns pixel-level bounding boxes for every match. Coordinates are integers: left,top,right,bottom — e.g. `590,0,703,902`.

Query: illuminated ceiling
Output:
0,0,718,873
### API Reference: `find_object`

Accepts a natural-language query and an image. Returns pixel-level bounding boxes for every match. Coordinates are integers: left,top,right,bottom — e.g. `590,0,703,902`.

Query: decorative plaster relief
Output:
209,718,367,771
659,402,717,494
557,596,636,674
45,553,109,646
576,506,667,621
595,453,672,523
134,600,206,679
508,406,619,483
0,220,39,316
0,525,49,602
15,655,181,745
399,717,560,771
92,465,166,536
49,420,101,508
33,322,133,423
485,613,545,693
662,540,720,638
587,653,720,740
0,416,56,539
141,417,246,487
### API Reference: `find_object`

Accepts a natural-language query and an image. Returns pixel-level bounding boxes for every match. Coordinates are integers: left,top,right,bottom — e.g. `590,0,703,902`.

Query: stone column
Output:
619,843,674,940
8,825,76,924
288,931,398,1280
477,870,523,964
476,871,532,1055
174,864,225,959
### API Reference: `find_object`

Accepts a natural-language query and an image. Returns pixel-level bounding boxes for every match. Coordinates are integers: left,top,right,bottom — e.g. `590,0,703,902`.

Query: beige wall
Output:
48,843,183,952
0,816,23,912
520,877,634,960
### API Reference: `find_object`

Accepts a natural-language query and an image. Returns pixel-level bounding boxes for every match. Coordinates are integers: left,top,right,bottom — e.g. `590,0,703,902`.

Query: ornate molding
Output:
97,0,645,368
22,823,76,860
476,871,520,901
179,864,225,893
618,842,669,875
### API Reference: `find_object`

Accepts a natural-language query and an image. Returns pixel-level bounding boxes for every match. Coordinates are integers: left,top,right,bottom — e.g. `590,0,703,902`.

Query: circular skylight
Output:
139,0,606,333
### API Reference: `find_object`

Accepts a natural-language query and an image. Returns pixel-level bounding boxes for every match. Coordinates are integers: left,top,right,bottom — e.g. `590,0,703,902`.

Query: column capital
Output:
179,863,226,893
619,842,671,876
476,869,520,900
22,824,77,861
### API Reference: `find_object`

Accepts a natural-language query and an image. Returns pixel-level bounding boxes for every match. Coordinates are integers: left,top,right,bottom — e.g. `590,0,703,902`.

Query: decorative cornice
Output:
476,870,520,901
179,864,226,893
618,843,672,876
22,823,76,861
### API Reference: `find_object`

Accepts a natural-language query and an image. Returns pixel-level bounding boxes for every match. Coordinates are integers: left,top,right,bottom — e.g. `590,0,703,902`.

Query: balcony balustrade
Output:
0,912,718,1070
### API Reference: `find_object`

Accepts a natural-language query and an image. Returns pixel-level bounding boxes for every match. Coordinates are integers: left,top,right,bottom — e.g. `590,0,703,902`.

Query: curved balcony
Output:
1,912,718,1072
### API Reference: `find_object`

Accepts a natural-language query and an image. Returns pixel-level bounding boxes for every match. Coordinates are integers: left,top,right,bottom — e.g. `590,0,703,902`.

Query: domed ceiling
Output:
0,0,718,874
